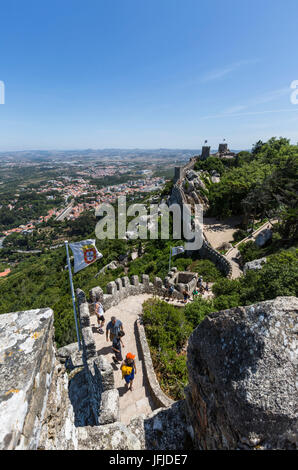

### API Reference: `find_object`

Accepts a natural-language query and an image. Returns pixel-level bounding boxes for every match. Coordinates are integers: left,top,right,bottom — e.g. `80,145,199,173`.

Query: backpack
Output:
121,365,133,378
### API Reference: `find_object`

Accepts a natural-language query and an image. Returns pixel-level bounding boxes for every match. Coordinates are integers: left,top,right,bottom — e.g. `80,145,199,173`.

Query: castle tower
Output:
201,146,210,161
218,143,228,154
174,166,183,183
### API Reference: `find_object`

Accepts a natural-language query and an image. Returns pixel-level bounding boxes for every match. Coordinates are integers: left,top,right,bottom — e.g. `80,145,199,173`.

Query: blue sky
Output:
0,0,297,151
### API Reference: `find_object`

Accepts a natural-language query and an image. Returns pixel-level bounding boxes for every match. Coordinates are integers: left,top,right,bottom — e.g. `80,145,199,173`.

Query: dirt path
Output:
203,216,241,249
225,221,275,279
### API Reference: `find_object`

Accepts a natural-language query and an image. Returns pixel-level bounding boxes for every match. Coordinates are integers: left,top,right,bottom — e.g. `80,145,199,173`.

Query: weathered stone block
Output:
79,302,90,328
76,288,86,306
186,296,298,450
243,257,267,274
115,278,123,291
255,228,272,247
107,281,117,295
130,275,139,286
153,277,163,289
78,422,141,450
121,276,130,288
128,401,193,451
57,343,79,363
98,389,120,425
81,327,96,359
94,356,114,391
141,274,150,289
89,286,104,303
0,308,54,450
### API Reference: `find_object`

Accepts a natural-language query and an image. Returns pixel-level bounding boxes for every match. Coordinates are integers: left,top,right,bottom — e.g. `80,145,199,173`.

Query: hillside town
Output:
0,170,167,237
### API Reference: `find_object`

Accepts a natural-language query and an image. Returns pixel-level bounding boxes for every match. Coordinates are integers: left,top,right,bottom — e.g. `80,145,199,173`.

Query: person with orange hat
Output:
121,352,137,391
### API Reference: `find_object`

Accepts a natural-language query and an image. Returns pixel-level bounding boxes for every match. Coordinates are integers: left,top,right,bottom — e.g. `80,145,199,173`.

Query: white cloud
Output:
201,86,294,120
201,107,298,120
200,59,260,83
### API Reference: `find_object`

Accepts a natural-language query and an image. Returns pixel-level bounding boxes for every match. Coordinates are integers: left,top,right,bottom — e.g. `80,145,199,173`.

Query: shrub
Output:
238,241,263,264
233,229,248,243
184,298,215,328
142,298,192,400
188,259,224,282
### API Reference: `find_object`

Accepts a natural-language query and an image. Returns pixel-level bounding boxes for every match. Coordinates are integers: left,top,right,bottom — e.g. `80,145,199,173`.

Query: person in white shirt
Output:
94,301,105,334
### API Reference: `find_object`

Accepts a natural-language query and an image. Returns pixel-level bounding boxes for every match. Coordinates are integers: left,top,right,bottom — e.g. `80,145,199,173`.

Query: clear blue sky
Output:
0,0,297,151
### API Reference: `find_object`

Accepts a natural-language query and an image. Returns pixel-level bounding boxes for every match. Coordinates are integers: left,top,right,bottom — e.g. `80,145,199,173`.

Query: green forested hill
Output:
207,138,298,238
0,137,297,348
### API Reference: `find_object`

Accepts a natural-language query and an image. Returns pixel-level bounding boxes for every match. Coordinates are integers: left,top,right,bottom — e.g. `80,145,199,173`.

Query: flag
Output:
171,246,185,257
69,239,103,273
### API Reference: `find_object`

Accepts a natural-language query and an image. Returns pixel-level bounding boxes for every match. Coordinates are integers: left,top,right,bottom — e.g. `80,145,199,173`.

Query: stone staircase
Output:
91,294,156,424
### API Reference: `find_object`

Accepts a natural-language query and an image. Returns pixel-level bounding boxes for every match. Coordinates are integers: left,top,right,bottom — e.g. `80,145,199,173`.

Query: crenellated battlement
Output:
88,273,186,313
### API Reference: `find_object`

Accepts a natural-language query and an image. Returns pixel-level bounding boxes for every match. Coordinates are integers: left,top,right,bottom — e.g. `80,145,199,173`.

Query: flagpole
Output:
65,240,81,350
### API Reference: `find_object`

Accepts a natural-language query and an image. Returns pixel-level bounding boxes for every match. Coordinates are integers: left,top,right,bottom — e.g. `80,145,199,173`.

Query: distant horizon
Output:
0,145,251,154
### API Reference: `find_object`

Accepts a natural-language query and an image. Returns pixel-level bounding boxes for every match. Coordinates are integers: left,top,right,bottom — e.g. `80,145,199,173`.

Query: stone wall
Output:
88,273,185,311
196,240,233,278
169,159,233,278
0,308,55,450
136,320,175,409
185,296,298,450
1,295,297,450
76,292,119,426
0,306,118,450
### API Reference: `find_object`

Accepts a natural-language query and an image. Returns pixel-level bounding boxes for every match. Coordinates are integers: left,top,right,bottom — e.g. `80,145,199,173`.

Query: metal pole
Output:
65,240,81,350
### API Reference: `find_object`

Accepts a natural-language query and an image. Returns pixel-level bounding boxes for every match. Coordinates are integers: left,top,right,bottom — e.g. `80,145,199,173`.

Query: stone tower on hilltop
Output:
200,145,211,160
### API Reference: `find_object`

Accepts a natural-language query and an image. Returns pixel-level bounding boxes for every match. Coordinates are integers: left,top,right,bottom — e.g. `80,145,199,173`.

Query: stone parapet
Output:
0,308,55,450
136,320,175,409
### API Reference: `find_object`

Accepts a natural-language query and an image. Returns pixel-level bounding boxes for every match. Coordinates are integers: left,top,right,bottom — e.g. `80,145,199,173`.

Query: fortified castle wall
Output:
1,294,297,450
169,158,233,278
0,154,296,450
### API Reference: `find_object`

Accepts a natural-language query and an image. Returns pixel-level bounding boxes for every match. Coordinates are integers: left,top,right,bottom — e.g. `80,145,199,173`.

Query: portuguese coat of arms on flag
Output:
69,239,103,273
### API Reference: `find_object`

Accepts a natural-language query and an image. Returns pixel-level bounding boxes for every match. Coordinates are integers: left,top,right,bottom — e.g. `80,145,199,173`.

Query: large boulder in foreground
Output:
186,297,298,450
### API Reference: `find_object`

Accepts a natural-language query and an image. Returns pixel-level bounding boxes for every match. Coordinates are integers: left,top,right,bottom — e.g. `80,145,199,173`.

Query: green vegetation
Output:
194,156,225,175
206,139,298,244
184,297,215,328
0,191,64,232
212,248,298,309
142,298,192,400
0,136,297,399
142,296,217,400
187,259,224,282
0,236,128,347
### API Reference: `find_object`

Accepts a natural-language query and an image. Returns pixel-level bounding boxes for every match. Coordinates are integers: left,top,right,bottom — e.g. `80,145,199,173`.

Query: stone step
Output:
91,294,157,425
135,397,152,414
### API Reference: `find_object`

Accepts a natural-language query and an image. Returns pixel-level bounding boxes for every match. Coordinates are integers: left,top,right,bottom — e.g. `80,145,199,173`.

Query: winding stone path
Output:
91,291,213,425
225,221,276,279
90,294,157,425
